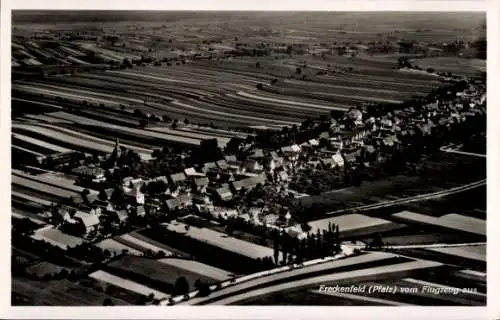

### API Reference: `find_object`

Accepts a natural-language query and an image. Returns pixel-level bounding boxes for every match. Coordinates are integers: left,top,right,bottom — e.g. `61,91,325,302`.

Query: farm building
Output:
73,211,100,235
185,167,205,177
169,172,187,185
193,176,210,193
231,173,266,192
124,187,145,205
244,159,263,172
215,184,233,201
281,144,301,160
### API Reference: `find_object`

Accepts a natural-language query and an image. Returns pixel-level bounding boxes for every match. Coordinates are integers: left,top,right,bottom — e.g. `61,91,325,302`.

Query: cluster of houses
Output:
43,78,486,240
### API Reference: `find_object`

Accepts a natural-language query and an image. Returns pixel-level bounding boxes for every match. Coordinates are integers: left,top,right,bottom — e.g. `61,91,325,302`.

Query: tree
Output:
173,276,190,295
103,298,114,306
426,67,435,73
98,190,108,201
300,222,312,233
256,83,264,90
256,62,261,68
296,67,302,75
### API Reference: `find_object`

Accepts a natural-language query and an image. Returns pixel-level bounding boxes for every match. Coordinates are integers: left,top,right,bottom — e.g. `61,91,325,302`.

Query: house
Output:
71,165,106,182
136,205,146,217
249,148,264,160
277,170,289,183
328,137,344,150
215,184,233,201
264,158,277,171
231,173,267,192
166,194,193,211
165,198,181,211
193,176,210,193
281,144,301,155
332,153,345,167
184,167,205,177
216,159,229,170
114,209,128,224
224,155,237,163
201,162,217,174
320,157,336,169
51,206,73,224
212,207,239,220
73,211,100,235
124,187,145,205
308,139,320,147
318,132,330,140
169,172,187,185
92,200,113,212
122,177,143,189
244,159,263,173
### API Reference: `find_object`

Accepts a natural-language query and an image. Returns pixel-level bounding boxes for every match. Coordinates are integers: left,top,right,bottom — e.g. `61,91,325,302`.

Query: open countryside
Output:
11,11,486,307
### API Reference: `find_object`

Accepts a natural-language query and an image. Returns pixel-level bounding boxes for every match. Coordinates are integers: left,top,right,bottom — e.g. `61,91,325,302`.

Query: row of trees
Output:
273,222,341,264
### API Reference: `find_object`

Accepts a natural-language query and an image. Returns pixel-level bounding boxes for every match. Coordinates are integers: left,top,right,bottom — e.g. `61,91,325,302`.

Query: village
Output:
16,75,485,253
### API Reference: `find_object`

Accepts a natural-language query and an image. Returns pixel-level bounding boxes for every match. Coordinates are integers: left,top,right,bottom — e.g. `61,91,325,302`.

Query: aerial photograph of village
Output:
10,11,486,306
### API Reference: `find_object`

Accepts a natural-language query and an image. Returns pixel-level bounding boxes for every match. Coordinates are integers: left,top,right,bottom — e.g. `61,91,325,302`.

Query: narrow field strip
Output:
89,270,170,299
117,234,174,256
158,258,232,281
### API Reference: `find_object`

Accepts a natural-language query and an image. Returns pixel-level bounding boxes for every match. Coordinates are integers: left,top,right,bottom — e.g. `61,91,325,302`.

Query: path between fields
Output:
439,144,486,158
326,179,486,215
347,242,486,250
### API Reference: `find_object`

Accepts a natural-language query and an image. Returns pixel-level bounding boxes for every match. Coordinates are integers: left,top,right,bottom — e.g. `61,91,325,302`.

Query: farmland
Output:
10,11,487,308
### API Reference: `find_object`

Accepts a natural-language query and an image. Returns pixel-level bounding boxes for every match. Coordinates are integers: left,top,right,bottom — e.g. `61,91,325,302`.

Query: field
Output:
294,213,405,237
425,245,486,263
104,255,220,294
94,239,143,256
10,11,487,307
31,226,84,250
158,258,232,281
392,211,485,236
89,270,170,299
114,232,174,256
12,277,129,306
165,221,274,260
409,57,486,77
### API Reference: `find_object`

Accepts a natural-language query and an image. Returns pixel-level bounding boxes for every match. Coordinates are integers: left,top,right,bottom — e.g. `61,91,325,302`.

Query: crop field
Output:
165,221,274,260
12,121,154,161
89,270,170,299
409,57,486,77
391,211,486,236
31,226,84,250
12,52,444,130
104,255,220,293
425,245,486,263
115,233,174,256
12,277,129,306
292,214,406,239
13,169,98,196
94,239,143,256
158,258,232,281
